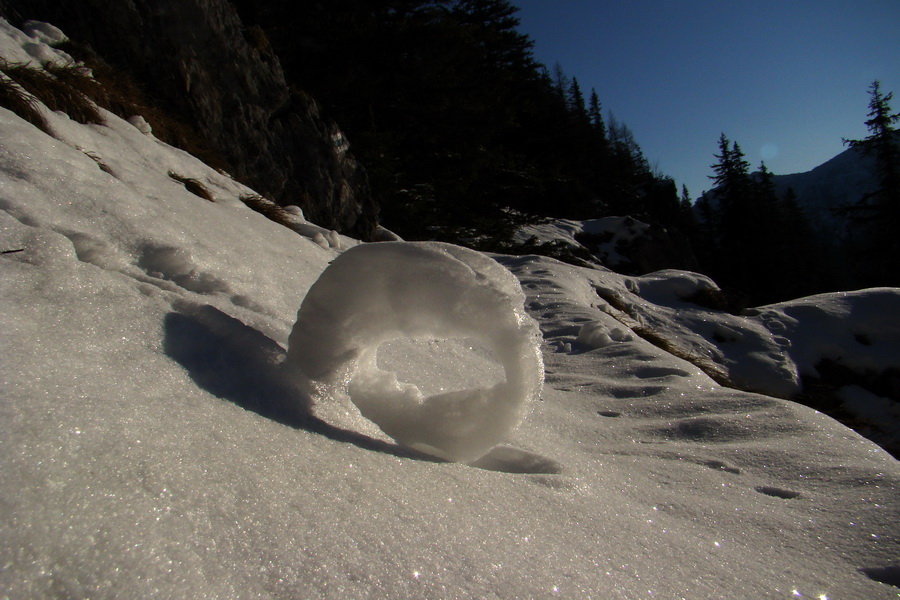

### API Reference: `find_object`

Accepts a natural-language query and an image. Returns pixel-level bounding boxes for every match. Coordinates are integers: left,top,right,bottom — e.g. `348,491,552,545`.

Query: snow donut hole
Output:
285,241,544,463
374,337,505,397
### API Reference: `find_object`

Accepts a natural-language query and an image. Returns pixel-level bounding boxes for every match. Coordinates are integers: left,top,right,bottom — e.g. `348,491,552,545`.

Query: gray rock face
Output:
2,0,378,240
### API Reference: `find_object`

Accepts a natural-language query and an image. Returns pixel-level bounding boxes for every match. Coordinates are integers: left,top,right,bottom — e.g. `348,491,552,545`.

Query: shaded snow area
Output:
1,20,899,600
514,216,651,268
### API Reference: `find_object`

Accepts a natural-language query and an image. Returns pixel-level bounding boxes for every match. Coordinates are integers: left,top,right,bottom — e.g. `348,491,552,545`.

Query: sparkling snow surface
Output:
1,21,899,599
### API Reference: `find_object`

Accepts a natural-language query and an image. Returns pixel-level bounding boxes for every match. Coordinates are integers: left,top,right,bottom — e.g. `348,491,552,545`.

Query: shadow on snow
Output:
162,300,561,475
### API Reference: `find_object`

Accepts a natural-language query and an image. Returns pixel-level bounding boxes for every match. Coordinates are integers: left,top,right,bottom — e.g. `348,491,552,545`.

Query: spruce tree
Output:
709,134,751,203
841,80,900,285
680,184,692,211
676,184,699,238
568,77,587,118
552,62,570,102
705,134,757,298
588,89,606,138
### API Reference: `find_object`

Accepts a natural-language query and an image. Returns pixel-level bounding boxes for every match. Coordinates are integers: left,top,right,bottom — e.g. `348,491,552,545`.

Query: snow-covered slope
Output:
696,135,892,234
514,217,651,269
771,141,879,230
2,20,899,599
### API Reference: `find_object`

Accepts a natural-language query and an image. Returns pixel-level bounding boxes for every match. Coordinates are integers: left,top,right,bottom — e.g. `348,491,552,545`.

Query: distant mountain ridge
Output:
698,135,886,234
770,142,879,231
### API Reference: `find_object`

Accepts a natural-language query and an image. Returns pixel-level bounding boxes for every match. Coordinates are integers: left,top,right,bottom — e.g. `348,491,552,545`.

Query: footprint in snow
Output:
859,564,900,588
754,486,801,499
469,446,562,475
632,365,693,380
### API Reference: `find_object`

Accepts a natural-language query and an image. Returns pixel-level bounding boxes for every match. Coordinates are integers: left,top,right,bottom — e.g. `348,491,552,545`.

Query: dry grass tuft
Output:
168,171,214,201
0,60,104,125
631,325,733,387
683,286,748,315
0,73,50,133
80,149,115,176
239,194,296,229
43,61,105,101
1,40,235,175
243,25,272,56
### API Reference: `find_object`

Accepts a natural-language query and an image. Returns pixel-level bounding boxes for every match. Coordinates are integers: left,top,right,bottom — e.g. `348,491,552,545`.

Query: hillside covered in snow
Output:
770,139,886,232
2,19,899,599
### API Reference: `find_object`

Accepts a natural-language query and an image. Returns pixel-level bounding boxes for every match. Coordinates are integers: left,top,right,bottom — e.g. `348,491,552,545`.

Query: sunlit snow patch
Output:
285,241,544,462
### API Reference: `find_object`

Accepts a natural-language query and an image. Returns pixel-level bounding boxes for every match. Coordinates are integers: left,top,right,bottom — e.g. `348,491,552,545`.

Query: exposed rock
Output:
575,219,700,275
617,223,700,274
2,0,378,240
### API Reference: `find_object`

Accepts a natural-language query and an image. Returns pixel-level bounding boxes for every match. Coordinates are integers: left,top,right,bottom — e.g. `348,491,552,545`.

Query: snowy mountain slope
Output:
2,20,899,599
695,134,893,235
771,141,879,230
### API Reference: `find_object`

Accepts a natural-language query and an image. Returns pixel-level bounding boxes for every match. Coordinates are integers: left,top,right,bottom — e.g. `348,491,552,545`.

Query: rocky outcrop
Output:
574,219,700,276
615,223,700,275
2,0,378,240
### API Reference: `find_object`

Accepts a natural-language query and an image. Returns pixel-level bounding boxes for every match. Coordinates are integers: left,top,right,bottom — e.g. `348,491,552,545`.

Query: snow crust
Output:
286,241,544,462
1,20,899,599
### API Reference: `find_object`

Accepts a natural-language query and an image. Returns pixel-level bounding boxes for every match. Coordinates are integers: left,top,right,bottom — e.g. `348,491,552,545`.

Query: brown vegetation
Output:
239,194,298,229
168,172,214,202
0,59,103,125
594,286,734,387
0,72,49,133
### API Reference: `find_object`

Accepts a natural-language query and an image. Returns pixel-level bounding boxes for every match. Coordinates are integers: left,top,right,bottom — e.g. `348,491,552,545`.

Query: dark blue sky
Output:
512,0,900,199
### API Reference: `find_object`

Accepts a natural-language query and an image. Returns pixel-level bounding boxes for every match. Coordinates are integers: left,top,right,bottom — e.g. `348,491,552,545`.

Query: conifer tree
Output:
779,186,826,297
568,77,587,118
704,134,757,297
840,80,900,285
588,88,606,138
709,134,751,203
752,161,791,300
680,184,692,210
552,62,570,102
676,184,696,229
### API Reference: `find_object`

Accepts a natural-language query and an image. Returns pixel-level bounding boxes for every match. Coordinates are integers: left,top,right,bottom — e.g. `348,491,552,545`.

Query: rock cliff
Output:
1,0,378,240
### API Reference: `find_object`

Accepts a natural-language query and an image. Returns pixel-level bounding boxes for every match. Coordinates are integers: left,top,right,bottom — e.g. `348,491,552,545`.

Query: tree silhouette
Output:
231,0,684,250
701,135,823,304
588,89,607,139
840,81,900,285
